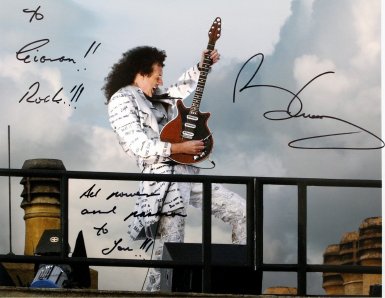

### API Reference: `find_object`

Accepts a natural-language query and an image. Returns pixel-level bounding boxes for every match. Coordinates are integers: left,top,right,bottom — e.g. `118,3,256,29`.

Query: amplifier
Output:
160,243,261,294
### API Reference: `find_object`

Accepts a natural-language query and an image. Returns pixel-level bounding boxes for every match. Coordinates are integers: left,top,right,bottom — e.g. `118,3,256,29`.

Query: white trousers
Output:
143,182,247,291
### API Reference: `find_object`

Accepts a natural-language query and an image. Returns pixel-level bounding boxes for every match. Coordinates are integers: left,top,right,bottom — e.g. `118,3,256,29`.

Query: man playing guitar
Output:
103,17,246,292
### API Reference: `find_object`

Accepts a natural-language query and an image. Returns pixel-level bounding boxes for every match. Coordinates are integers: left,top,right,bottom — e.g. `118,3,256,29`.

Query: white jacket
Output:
108,65,201,239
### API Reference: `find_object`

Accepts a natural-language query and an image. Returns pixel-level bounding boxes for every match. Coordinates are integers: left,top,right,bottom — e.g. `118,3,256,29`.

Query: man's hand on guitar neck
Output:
198,49,221,70
171,140,205,155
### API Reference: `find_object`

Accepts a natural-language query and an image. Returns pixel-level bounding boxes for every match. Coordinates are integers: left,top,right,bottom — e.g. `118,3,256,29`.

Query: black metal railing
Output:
0,168,381,295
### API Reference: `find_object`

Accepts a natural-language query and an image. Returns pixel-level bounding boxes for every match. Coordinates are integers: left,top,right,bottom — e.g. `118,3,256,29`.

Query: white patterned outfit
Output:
108,65,246,291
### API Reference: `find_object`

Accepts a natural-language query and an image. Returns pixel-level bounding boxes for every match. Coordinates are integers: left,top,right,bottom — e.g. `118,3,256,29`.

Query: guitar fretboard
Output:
190,43,215,116
181,16,221,140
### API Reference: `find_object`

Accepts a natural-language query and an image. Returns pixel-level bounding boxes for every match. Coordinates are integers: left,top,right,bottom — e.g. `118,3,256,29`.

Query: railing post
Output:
246,179,254,267
297,183,307,295
202,180,212,292
60,172,69,260
255,179,264,294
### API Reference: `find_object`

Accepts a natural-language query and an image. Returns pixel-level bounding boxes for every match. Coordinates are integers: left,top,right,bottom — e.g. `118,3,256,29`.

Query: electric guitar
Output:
160,17,222,164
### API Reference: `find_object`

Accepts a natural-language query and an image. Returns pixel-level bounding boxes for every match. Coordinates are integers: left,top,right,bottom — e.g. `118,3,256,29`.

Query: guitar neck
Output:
190,42,216,115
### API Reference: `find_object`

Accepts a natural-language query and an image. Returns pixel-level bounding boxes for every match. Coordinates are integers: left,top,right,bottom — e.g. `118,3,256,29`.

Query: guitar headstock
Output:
208,17,221,44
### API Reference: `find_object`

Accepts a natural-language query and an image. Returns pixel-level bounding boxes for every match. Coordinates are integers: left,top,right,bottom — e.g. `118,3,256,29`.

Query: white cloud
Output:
351,0,381,69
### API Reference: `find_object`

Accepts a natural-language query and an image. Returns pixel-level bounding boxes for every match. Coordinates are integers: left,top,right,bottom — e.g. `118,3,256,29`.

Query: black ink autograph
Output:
140,238,154,253
124,210,187,221
16,39,76,64
80,184,102,198
23,5,44,23
101,237,154,256
102,238,133,255
81,205,117,215
94,222,108,236
16,38,102,65
105,190,160,200
19,81,84,107
18,6,102,110
233,53,384,150
79,183,160,200
77,184,178,256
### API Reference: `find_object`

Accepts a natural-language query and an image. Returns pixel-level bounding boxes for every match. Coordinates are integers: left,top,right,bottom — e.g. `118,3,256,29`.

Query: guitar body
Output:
160,100,213,164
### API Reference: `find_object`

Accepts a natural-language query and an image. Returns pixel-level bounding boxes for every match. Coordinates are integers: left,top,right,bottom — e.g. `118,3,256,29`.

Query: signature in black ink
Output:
81,205,117,215
94,222,108,236
79,184,159,200
23,5,44,23
101,238,154,256
102,238,133,255
105,190,160,200
84,41,101,58
124,210,187,221
80,183,101,198
140,238,154,253
16,39,76,64
233,53,384,150
19,81,84,107
19,81,63,104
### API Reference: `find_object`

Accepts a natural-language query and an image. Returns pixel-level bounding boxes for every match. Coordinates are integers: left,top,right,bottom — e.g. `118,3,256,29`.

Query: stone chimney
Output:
322,217,382,296
322,244,344,295
19,159,65,255
3,159,99,289
339,231,362,295
358,216,382,295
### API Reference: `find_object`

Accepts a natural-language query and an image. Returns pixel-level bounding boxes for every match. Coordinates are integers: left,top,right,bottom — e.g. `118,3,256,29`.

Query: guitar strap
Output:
144,92,181,101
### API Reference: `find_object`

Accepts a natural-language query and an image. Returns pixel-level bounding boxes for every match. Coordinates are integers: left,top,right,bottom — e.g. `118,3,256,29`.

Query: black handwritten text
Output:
19,81,84,106
124,210,187,221
16,39,76,64
102,238,133,255
80,184,101,199
81,205,117,215
233,53,384,150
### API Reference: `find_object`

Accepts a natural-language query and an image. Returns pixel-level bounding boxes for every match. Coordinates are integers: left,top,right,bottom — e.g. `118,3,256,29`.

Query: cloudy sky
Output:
0,0,382,294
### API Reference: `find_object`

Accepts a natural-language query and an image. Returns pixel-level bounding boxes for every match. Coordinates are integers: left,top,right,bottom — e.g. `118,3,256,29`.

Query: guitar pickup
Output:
182,131,194,139
187,115,198,121
184,123,196,129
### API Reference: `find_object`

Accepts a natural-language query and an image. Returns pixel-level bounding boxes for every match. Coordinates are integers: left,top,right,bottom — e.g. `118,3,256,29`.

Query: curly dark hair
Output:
102,46,167,102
